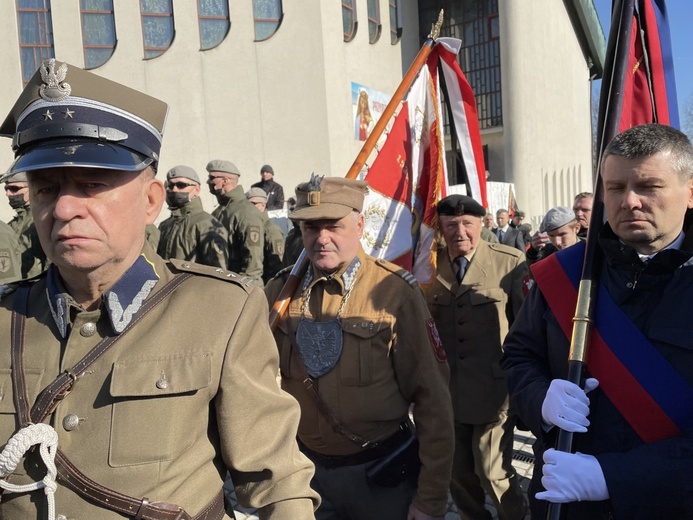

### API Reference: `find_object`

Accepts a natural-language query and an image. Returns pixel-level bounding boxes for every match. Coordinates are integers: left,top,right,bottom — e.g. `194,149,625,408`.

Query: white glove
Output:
541,378,599,432
536,448,609,503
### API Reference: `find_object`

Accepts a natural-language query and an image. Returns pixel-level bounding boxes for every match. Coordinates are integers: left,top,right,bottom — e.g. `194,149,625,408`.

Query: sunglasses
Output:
5,185,27,194
167,182,196,190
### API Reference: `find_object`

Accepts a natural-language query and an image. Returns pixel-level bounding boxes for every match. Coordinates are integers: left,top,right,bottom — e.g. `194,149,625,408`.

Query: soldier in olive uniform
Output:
206,160,265,284
266,175,454,520
0,219,20,284
158,165,228,268
0,59,318,519
3,171,47,278
425,195,528,520
246,187,284,283
282,196,304,268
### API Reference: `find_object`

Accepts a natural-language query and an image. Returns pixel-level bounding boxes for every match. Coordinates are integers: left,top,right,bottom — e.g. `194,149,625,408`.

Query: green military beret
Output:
1,171,28,183
166,165,200,184
245,187,267,200
206,160,240,176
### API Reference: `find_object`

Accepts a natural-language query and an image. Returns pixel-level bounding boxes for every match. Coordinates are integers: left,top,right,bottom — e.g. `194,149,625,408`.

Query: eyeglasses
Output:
5,185,27,194
167,181,196,190
207,175,226,182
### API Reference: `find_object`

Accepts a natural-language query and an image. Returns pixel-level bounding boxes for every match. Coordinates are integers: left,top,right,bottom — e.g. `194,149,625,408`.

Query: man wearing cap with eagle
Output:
0,59,318,519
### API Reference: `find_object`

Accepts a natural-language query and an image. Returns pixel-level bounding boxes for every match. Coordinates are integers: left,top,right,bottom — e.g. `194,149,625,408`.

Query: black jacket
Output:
502,225,693,519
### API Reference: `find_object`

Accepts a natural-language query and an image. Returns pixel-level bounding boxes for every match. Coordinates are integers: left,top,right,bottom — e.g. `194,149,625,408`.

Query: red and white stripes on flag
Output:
360,37,486,286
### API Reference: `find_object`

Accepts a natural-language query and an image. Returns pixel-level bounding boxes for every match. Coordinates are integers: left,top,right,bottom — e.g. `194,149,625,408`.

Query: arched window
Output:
342,0,357,42
367,0,381,44
253,0,282,42
389,0,402,45
80,0,116,69
198,0,230,50
16,0,55,85
140,0,174,59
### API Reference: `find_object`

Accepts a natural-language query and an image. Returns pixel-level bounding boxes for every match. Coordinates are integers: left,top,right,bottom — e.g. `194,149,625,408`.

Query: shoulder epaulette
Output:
169,259,255,292
375,258,419,287
488,243,525,258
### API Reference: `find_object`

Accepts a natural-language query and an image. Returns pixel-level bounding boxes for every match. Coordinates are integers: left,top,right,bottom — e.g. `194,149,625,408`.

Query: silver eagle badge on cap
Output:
39,59,71,102
307,172,324,206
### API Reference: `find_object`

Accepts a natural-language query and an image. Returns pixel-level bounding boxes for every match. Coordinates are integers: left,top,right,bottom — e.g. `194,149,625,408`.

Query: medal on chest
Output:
295,259,361,378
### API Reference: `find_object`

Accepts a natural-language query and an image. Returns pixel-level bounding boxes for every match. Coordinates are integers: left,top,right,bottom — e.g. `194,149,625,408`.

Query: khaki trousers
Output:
450,410,527,520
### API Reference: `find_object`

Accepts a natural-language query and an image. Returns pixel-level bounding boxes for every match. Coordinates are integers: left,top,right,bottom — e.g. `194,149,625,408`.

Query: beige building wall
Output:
0,1,599,228
0,0,407,224
499,0,595,221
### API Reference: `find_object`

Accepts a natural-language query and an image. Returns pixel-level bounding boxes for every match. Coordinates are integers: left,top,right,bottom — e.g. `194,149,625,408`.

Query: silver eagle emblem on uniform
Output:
40,59,71,102
296,319,343,378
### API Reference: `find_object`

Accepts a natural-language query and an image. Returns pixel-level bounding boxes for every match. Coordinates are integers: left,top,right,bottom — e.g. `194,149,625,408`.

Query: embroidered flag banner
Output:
360,38,486,287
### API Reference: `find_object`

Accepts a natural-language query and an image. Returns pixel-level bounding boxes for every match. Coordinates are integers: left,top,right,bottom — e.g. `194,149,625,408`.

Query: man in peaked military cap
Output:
206,159,265,284
0,59,318,519
424,194,528,520
157,165,228,268
2,170,47,278
265,174,454,520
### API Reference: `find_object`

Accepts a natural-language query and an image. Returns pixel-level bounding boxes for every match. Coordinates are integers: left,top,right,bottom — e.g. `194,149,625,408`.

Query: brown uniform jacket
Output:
265,247,454,516
425,241,528,424
0,243,318,519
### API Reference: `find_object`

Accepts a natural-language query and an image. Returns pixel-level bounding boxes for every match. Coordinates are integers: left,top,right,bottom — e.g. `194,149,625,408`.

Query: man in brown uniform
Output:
266,175,454,520
0,59,318,519
425,195,528,520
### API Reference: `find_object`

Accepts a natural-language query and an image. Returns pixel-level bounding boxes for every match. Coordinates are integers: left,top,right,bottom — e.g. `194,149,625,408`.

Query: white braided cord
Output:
0,423,58,520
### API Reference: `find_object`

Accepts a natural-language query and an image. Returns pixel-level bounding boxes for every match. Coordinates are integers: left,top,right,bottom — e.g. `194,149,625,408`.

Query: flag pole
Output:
268,11,445,330
546,1,634,519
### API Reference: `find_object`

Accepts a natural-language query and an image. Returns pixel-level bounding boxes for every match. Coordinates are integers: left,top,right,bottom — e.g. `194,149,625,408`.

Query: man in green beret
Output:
425,195,528,520
3,170,47,278
158,165,228,268
206,160,265,285
266,174,454,520
0,59,318,520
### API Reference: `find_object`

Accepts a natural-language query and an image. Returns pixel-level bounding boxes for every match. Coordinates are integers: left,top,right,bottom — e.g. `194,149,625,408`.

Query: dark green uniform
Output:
262,211,284,283
145,224,160,250
0,220,20,284
158,197,228,268
282,225,304,268
8,205,47,279
212,185,265,284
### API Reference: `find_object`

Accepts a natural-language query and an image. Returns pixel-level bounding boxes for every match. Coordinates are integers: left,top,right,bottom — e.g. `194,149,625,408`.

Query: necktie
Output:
498,229,505,242
454,256,468,283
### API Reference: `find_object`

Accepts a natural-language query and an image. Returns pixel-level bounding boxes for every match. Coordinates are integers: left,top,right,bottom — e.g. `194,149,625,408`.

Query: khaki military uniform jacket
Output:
158,196,228,268
266,248,454,516
212,185,264,285
425,241,528,424
0,243,318,519
8,206,47,279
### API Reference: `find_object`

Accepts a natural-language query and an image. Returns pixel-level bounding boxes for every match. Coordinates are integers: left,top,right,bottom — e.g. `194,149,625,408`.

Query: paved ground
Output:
228,430,536,520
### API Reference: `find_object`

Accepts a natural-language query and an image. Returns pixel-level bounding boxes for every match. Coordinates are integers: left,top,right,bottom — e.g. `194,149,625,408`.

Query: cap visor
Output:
290,203,354,221
7,140,152,174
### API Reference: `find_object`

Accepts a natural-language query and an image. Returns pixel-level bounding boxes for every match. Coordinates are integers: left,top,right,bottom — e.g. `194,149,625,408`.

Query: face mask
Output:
8,194,27,209
166,191,190,208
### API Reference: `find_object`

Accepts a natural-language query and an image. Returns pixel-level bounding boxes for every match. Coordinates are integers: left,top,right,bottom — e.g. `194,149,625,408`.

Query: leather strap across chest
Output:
9,273,228,520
